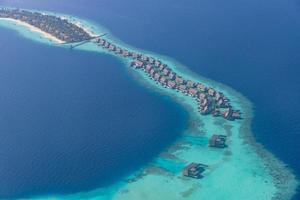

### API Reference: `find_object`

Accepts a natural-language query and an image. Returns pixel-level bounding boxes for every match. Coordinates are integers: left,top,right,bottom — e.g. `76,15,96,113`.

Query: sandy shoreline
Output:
126,55,299,200
0,16,99,44
74,21,98,37
57,15,98,38
0,17,65,44
0,9,298,200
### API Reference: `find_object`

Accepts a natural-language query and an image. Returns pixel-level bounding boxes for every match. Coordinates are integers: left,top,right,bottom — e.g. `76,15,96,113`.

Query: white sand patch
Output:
0,17,64,44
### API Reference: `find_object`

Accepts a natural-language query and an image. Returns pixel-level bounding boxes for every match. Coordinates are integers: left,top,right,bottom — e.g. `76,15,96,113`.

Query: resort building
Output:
209,134,227,148
182,163,206,179
167,80,176,89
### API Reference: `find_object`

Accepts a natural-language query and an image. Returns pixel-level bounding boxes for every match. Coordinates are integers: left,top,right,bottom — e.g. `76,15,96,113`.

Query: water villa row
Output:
0,9,235,180
182,134,227,179
94,37,242,121
0,8,91,43
182,163,207,179
0,9,241,120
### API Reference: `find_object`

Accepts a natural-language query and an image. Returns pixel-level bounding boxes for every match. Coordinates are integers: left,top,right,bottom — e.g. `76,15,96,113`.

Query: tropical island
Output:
0,8,241,121
0,7,298,200
0,8,91,43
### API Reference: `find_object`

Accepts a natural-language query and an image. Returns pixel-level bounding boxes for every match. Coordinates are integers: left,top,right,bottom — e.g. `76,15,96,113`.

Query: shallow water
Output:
0,0,300,199
0,27,188,198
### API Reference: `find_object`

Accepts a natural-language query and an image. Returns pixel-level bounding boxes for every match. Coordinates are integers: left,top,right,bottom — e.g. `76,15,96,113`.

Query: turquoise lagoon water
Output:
0,7,299,200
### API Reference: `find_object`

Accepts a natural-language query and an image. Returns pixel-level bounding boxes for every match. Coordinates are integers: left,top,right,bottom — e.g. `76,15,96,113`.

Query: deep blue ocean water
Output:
0,0,300,199
0,27,188,198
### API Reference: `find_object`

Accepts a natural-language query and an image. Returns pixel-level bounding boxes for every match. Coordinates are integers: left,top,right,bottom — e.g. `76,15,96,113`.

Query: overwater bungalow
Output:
117,48,122,54
214,92,223,101
178,84,187,93
161,68,169,76
131,60,144,69
167,80,176,89
0,9,244,121
201,98,209,107
198,93,207,101
141,55,149,62
159,76,167,85
175,76,184,84
99,39,105,46
223,96,230,103
115,47,122,54
150,68,156,76
122,50,130,57
147,58,154,64
223,108,231,118
154,60,161,67
208,88,215,96
154,73,161,81
159,64,165,71
108,44,116,51
232,110,242,119
217,98,225,107
131,53,139,59
168,72,176,80
200,105,211,114
212,109,221,117
104,42,110,48
223,108,237,120
197,83,207,92
209,134,227,148
96,38,101,43
187,80,195,88
188,88,198,97
182,163,205,179
145,64,152,73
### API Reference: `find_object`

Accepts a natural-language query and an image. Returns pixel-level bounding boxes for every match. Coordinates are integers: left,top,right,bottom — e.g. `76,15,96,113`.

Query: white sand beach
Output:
0,10,298,200
0,17,65,44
